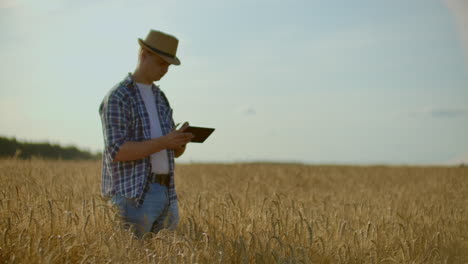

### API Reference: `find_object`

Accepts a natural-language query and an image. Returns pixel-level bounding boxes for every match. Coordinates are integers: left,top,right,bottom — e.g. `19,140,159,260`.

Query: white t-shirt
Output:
136,82,169,174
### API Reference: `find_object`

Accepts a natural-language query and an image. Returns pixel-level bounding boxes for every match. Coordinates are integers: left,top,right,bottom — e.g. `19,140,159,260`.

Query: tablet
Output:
184,126,215,143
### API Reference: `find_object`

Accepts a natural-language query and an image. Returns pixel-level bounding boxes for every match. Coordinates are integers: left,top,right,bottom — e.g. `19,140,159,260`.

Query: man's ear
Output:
139,48,150,62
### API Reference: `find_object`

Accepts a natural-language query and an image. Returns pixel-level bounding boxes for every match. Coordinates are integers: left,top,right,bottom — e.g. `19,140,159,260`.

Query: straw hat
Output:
138,30,181,65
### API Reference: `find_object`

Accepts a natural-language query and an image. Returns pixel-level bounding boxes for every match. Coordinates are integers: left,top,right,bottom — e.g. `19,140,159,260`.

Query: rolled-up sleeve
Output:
99,93,130,162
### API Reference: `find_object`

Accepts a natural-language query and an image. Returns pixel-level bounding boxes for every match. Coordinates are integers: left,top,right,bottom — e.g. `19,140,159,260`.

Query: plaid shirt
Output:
99,73,177,206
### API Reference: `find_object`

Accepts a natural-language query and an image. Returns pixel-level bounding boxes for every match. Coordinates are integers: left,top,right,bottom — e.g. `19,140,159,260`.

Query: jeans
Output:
110,183,179,237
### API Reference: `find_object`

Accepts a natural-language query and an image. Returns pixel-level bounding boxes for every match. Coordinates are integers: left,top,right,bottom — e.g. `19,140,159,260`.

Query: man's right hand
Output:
164,130,194,150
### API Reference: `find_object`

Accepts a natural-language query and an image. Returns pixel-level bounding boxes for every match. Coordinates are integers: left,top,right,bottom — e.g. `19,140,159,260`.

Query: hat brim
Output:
138,39,181,66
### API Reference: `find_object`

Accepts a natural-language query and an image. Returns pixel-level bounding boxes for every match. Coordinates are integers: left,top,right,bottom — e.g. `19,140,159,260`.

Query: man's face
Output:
143,50,170,81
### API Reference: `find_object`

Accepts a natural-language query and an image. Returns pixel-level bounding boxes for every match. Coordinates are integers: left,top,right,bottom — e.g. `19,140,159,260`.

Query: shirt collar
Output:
125,72,160,92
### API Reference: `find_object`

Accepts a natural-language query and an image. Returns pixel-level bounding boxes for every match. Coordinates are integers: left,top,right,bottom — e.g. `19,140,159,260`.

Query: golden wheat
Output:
0,159,467,263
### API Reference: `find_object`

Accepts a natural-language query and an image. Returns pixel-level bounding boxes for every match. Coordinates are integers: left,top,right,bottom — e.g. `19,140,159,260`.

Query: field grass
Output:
0,159,467,263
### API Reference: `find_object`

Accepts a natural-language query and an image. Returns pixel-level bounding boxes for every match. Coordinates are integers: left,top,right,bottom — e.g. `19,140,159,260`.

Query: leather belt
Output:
148,173,170,187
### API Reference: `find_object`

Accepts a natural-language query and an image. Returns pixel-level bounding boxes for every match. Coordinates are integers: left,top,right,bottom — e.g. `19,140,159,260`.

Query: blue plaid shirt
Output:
99,73,177,206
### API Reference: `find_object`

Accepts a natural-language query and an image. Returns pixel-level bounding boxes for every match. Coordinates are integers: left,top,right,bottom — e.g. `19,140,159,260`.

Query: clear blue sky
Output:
1,0,467,165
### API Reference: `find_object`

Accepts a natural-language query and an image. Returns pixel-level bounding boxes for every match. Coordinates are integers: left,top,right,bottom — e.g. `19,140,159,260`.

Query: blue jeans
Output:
110,183,179,237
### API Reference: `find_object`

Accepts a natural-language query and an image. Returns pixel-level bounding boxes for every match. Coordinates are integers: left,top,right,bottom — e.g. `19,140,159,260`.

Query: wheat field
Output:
0,159,467,263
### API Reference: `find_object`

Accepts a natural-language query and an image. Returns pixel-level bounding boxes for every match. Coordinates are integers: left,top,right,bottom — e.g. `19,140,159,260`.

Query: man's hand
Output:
173,122,190,157
163,123,193,150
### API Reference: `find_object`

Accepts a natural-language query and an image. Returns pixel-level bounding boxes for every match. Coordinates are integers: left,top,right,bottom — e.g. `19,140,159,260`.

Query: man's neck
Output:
132,69,153,85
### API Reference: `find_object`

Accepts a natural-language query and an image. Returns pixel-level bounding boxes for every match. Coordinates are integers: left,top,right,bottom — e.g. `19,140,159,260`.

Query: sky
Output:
1,0,467,165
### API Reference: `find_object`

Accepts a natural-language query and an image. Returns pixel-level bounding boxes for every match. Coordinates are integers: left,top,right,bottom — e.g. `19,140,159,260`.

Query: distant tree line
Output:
0,136,102,160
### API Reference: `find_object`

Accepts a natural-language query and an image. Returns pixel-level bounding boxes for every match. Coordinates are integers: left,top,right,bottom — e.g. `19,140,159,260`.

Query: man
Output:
99,29,193,237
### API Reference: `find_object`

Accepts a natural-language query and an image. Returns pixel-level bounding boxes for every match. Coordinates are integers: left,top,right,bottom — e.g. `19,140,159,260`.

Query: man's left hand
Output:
174,122,189,157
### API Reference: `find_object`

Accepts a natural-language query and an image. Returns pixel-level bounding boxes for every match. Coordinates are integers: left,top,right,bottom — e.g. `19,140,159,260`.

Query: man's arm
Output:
114,138,165,162
114,130,193,162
